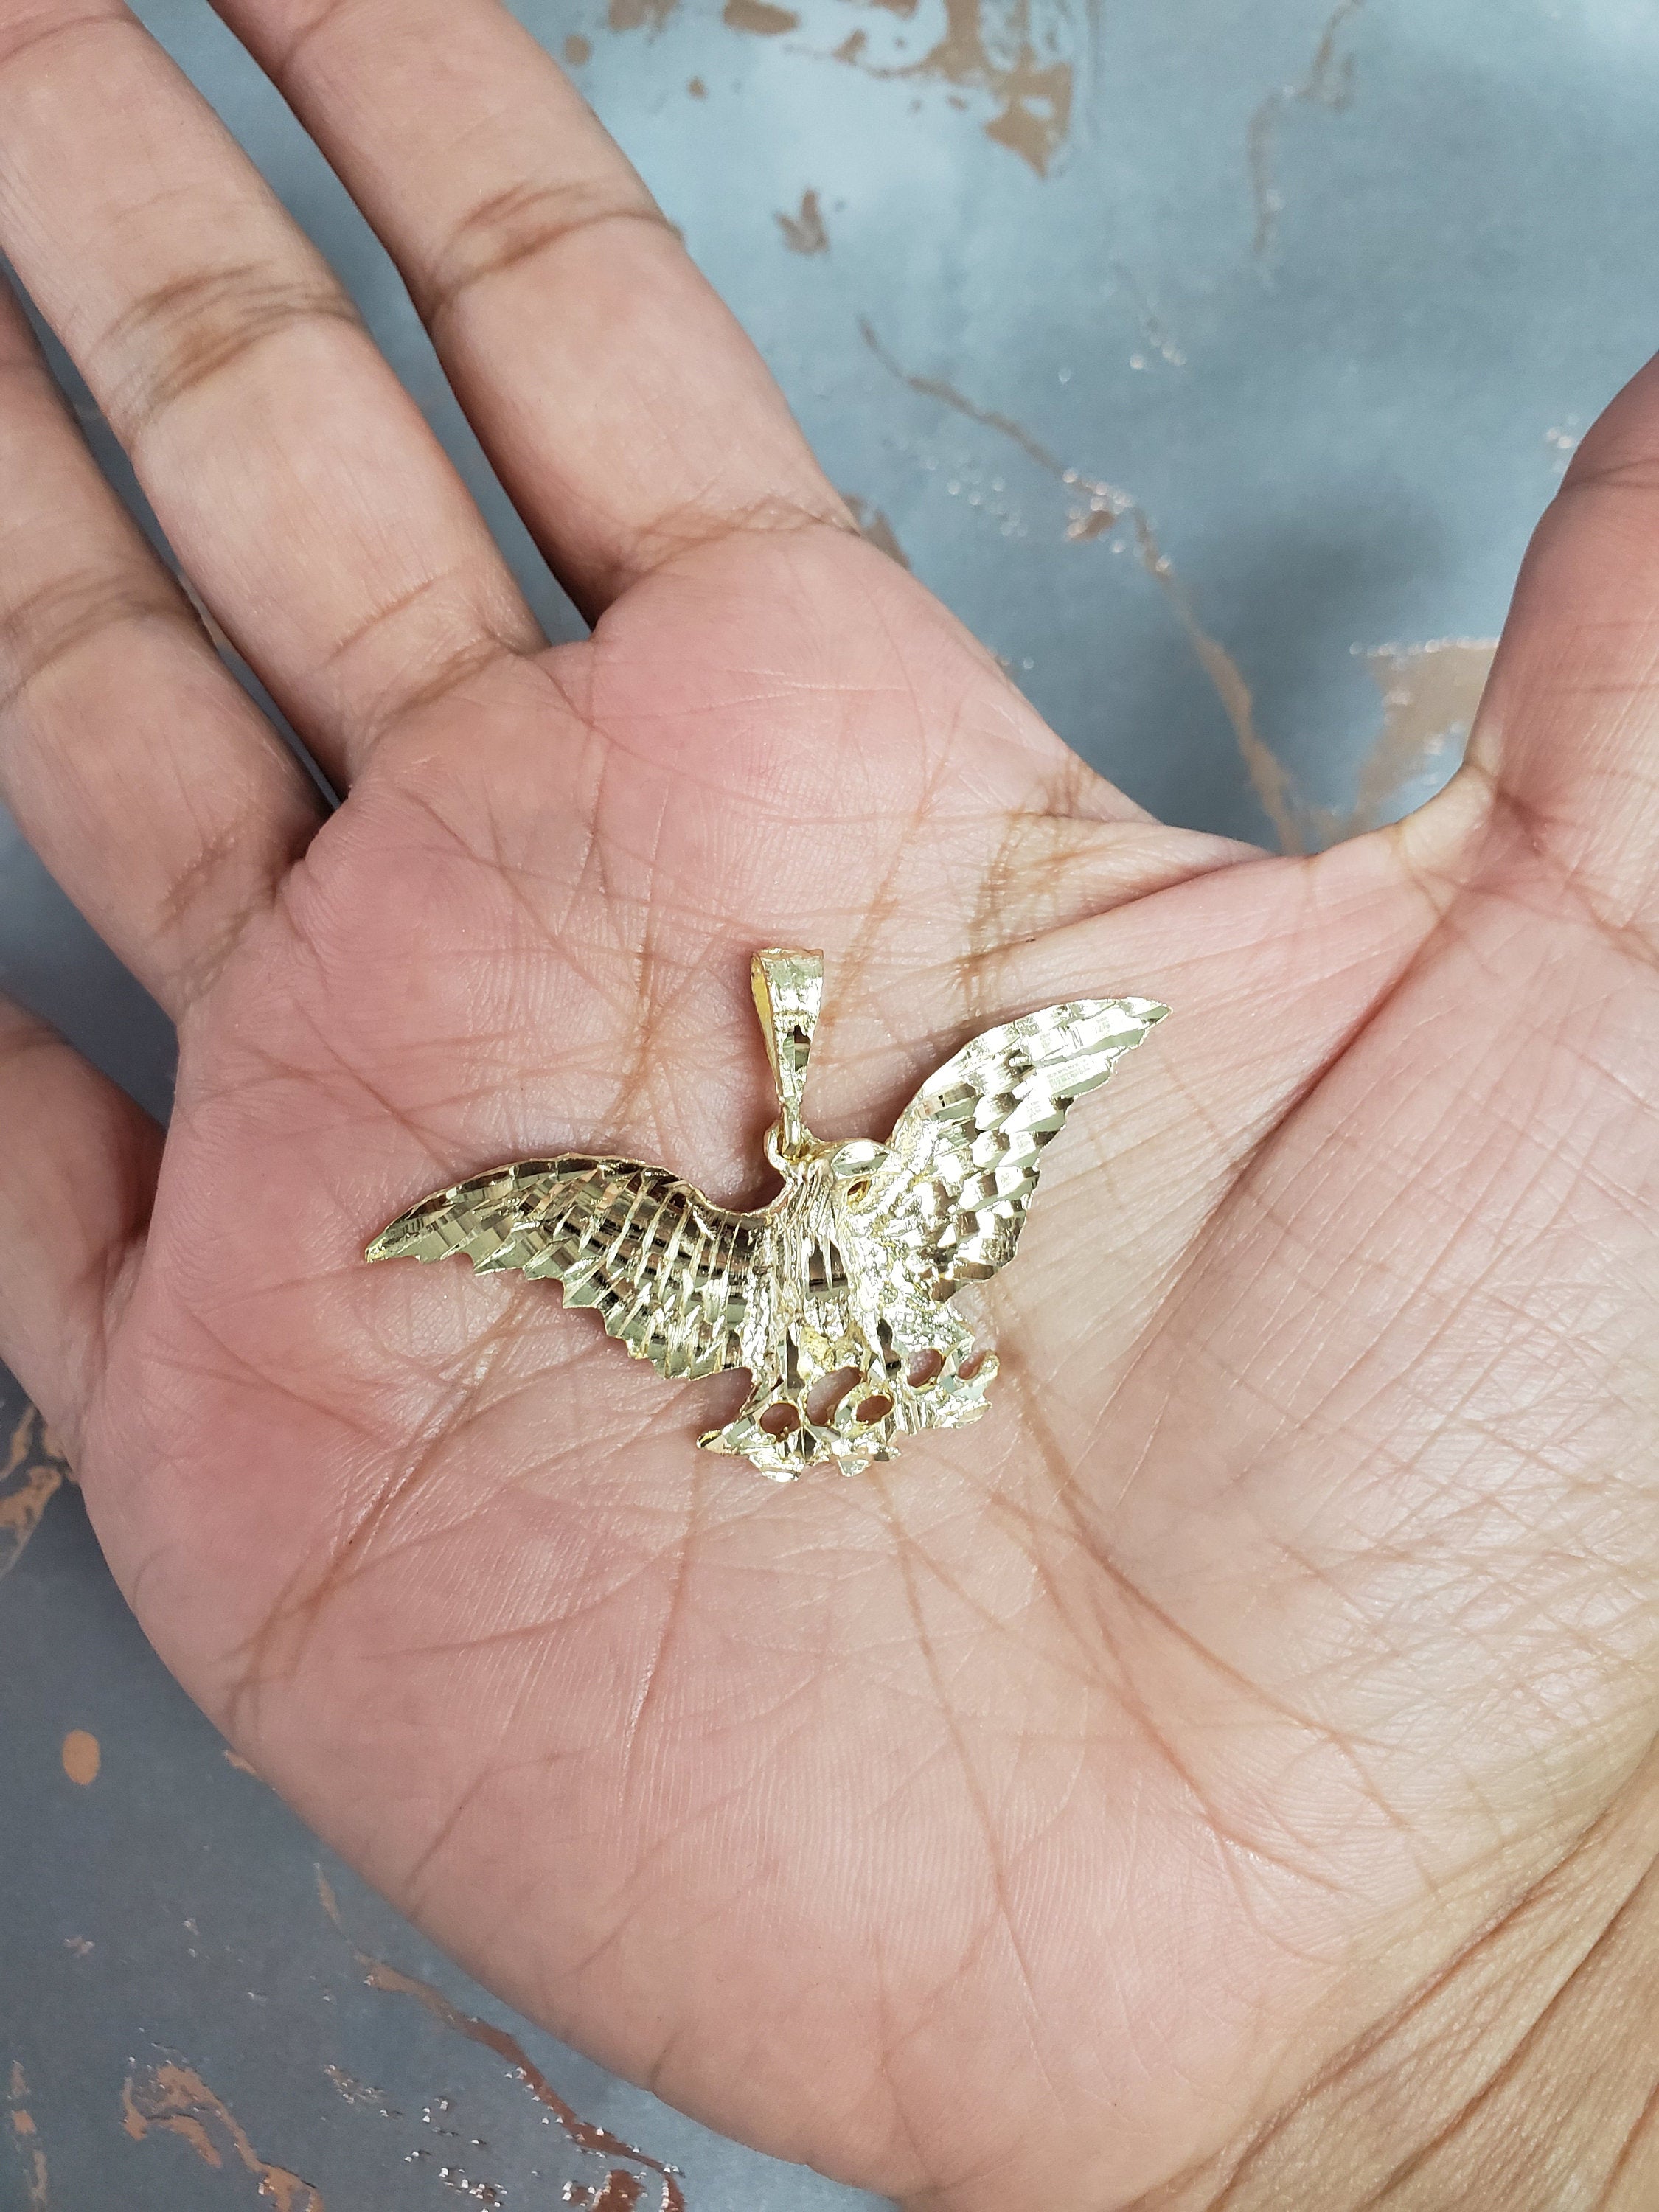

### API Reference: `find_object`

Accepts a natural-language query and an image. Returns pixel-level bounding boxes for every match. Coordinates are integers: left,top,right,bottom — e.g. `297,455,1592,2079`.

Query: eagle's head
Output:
763,1124,901,1242
824,1135,889,1208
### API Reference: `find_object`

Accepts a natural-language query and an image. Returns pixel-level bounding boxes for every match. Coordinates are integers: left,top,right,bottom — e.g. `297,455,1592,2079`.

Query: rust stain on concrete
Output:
861,318,1304,846
1248,0,1366,255
680,0,1077,170
1125,509,1304,852
899,0,1072,175
776,187,829,254
317,1870,685,2210
7,2064,49,2211
563,2179,649,2210
832,0,1074,173
591,2176,647,2208
982,62,1071,172
122,2063,324,2211
860,317,1071,474
60,1730,100,1787
1,1406,68,1584
723,0,799,32
1346,638,1495,832
606,0,678,30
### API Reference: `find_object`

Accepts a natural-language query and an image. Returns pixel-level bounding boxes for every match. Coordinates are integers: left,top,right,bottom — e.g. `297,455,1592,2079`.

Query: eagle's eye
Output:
831,1141,883,1203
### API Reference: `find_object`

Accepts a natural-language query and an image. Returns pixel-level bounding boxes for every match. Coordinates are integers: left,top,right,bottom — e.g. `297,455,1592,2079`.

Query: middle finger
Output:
0,0,541,786
213,0,851,616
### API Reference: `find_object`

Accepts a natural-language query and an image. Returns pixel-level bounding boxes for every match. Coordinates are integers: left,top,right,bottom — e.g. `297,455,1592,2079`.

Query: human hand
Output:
2,3,1658,2205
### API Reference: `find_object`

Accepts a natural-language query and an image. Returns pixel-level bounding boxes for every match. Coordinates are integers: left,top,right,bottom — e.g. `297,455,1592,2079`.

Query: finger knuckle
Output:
418,180,669,332
93,260,360,445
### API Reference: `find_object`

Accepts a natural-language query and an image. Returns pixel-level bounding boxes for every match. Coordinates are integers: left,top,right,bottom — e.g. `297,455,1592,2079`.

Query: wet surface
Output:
4,0,1659,2203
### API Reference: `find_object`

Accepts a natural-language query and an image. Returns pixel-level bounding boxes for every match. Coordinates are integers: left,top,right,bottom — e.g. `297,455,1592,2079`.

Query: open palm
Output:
3,3,1658,2206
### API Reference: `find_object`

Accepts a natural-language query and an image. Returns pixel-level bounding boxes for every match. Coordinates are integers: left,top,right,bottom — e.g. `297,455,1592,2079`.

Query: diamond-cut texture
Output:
368,979,1165,1477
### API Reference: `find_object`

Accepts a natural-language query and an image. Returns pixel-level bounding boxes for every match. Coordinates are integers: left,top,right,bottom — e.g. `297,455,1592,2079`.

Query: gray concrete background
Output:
4,0,1658,2203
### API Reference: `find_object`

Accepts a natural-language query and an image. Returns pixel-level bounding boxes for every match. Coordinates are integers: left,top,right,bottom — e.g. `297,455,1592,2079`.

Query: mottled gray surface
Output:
4,0,1658,2204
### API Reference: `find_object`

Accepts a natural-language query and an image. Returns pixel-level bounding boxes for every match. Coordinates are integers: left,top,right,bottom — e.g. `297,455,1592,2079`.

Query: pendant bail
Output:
751,947,824,1158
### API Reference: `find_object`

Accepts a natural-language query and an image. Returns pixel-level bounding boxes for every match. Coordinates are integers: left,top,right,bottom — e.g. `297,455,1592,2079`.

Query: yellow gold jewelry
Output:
367,950,1166,1480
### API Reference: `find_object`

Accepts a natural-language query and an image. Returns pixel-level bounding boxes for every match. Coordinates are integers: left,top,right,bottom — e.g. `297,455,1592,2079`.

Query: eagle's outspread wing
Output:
366,1156,762,1380
877,997,1167,1297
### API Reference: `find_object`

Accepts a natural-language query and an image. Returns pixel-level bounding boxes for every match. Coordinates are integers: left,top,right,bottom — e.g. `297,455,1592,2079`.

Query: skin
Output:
1,1,1658,2203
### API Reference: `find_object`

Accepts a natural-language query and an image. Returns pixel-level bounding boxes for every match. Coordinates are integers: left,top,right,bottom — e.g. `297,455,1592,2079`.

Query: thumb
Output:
1464,352,1659,934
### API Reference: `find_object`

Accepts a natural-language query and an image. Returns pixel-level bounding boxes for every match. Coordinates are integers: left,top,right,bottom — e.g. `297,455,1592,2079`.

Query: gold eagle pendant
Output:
367,950,1166,1481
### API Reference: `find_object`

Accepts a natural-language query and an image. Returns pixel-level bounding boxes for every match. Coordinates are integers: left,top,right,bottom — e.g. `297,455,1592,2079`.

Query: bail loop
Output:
751,947,824,1158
